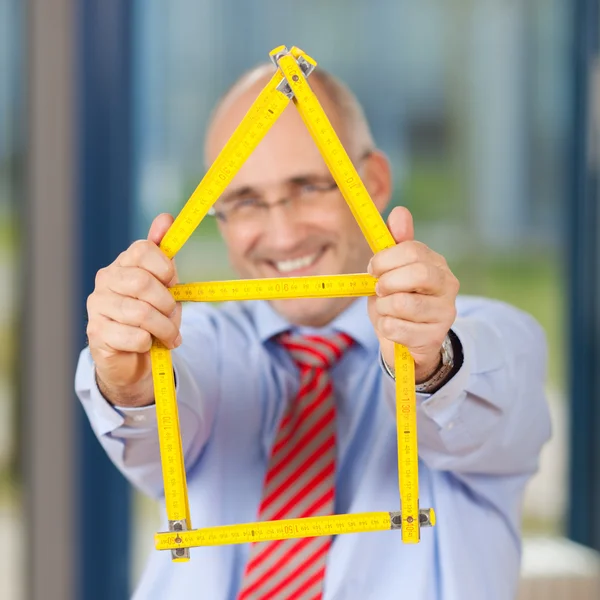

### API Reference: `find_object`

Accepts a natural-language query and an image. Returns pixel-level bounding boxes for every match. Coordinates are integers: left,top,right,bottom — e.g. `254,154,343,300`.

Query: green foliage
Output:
452,253,564,389
398,160,465,222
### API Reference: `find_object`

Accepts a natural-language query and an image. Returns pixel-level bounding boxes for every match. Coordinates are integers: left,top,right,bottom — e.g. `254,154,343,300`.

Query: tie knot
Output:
278,332,354,369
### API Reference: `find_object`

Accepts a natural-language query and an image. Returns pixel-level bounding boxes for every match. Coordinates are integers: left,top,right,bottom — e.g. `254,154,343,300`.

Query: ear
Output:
360,149,392,214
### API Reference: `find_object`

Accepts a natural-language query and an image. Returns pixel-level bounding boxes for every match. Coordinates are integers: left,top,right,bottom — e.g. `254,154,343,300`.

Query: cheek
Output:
334,209,368,246
336,210,374,266
317,203,357,236
220,228,257,265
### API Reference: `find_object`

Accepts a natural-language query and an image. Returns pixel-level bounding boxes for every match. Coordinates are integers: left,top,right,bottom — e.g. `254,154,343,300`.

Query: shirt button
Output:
447,421,455,430
133,414,146,422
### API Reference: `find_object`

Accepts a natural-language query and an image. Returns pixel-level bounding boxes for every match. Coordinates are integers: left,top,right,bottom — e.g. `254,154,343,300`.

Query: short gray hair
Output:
205,61,375,161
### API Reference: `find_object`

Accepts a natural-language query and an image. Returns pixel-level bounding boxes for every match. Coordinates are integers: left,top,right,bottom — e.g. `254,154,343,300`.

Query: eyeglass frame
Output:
206,149,374,226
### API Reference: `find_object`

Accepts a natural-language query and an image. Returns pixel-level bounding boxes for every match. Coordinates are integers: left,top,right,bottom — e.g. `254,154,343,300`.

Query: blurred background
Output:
1,0,599,598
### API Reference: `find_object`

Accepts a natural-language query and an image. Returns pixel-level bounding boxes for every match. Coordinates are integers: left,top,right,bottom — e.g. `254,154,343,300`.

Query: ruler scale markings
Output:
276,59,395,255
276,50,423,541
159,71,291,260
169,274,376,302
151,342,188,522
149,49,318,562
154,509,435,550
147,46,432,560
155,510,435,550
395,343,419,543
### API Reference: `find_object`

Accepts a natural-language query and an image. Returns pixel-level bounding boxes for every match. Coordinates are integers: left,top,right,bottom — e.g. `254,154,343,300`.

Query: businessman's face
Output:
205,74,391,327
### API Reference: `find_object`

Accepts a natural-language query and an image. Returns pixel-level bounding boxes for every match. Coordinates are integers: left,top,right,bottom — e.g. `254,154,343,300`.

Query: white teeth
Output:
275,253,319,273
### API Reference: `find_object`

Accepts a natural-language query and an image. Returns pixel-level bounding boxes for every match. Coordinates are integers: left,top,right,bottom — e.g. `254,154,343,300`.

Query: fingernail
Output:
367,260,373,275
375,282,381,296
174,334,182,348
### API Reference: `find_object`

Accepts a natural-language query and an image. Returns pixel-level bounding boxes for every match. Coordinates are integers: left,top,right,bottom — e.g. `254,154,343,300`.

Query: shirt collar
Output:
251,296,378,352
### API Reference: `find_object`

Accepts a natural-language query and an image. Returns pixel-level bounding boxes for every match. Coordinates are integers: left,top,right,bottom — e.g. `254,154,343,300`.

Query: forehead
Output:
206,77,345,190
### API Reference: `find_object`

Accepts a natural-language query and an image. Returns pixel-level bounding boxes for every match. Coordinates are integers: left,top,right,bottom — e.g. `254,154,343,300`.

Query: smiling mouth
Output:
269,247,327,275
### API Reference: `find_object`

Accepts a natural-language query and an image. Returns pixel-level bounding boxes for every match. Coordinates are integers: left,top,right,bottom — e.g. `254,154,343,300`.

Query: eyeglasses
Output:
209,178,339,227
209,150,374,227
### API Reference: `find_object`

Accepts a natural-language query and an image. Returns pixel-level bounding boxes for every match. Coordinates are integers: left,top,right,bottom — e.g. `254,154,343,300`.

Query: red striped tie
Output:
238,332,354,600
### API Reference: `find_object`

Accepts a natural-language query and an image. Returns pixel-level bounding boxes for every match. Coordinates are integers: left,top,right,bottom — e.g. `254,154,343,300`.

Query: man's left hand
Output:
367,207,460,384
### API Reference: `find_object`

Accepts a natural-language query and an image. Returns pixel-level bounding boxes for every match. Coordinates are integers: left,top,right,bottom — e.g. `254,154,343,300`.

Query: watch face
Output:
441,334,454,365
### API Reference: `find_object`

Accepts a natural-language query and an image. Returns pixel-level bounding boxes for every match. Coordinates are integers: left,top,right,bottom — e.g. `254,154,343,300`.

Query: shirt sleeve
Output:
74,304,222,499
381,296,552,479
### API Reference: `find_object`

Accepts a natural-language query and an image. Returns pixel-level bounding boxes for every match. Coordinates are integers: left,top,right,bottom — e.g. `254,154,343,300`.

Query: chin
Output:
270,296,353,327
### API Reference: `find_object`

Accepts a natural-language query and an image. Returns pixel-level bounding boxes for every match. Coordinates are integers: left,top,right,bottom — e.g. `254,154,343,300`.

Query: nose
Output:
264,200,307,250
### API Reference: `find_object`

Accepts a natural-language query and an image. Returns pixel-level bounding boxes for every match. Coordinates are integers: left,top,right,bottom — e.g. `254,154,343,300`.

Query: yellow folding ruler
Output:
151,45,435,562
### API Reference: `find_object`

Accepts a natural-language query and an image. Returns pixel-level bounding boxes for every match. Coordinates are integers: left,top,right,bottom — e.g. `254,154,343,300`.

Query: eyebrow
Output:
219,173,334,204
288,173,334,186
219,186,258,205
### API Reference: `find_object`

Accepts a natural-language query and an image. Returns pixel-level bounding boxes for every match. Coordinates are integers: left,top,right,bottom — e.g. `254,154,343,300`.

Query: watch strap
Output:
380,330,461,394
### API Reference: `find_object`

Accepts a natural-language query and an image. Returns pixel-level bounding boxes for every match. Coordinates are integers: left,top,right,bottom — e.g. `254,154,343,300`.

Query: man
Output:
76,63,551,600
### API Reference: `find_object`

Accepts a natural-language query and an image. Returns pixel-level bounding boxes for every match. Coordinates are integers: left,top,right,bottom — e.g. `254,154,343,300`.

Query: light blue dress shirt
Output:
75,295,551,600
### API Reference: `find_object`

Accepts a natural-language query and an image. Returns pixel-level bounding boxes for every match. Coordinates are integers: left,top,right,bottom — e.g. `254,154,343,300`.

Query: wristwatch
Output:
380,330,458,394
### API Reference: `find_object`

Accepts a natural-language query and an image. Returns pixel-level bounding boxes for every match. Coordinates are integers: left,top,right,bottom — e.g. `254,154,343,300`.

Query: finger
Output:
374,293,453,324
90,291,181,348
87,315,153,354
369,240,439,278
375,316,444,352
376,262,446,297
387,206,414,244
147,214,180,286
105,266,178,317
148,213,175,246
117,240,176,286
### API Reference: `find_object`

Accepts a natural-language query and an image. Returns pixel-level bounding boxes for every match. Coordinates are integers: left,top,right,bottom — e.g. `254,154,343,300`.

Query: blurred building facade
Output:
133,0,568,253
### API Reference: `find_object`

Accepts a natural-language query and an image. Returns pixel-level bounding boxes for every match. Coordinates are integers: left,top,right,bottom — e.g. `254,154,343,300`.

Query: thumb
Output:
147,213,179,286
386,206,414,244
147,213,175,245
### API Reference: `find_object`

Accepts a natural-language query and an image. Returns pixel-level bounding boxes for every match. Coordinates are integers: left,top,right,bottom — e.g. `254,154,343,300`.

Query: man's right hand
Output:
86,213,181,407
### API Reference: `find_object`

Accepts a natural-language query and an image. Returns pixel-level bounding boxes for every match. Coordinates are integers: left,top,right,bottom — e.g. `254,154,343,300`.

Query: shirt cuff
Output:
378,329,471,429
111,367,180,429
75,348,179,436
418,331,470,428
